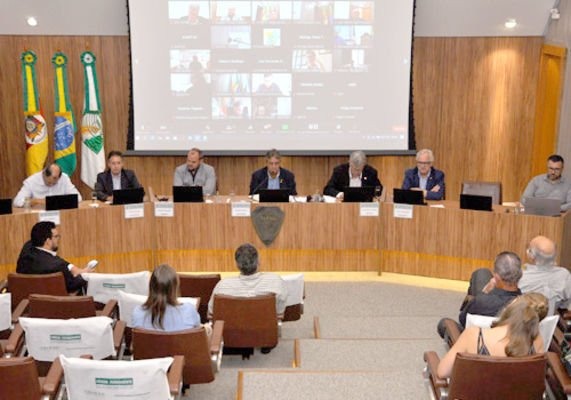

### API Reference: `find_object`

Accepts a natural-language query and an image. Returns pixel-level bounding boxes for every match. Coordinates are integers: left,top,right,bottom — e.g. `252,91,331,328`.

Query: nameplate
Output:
231,202,251,217
154,202,174,217
393,204,413,219
39,210,60,224
360,202,379,217
124,204,145,219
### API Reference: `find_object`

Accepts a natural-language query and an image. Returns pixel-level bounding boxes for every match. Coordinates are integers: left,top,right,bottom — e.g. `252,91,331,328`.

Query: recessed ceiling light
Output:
504,18,517,29
26,16,38,27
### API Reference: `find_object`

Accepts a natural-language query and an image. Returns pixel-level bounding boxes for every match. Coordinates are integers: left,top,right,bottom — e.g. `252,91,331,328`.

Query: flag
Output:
52,52,77,176
79,51,105,188
21,50,48,176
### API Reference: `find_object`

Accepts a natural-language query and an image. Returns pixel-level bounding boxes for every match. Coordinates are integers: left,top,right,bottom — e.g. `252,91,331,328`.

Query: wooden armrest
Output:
43,356,64,395
97,299,118,318
209,320,224,354
0,279,7,293
12,299,29,324
423,351,447,388
5,323,24,355
547,352,571,394
168,355,185,395
113,320,126,352
443,319,461,346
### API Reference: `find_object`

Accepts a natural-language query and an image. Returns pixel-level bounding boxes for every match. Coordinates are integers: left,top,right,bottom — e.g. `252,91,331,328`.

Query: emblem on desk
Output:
251,206,285,246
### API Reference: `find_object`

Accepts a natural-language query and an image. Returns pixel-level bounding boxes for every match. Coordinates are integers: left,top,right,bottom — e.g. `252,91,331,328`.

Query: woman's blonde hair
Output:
491,292,548,356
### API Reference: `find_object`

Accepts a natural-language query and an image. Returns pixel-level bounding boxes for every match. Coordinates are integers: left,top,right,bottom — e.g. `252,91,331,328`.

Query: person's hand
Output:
336,192,344,202
482,277,497,294
431,185,441,193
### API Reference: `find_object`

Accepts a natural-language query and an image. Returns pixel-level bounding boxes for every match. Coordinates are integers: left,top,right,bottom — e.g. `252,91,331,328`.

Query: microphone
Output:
251,176,269,195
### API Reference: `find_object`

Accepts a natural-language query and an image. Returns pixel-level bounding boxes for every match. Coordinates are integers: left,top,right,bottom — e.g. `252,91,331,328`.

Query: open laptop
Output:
259,188,290,203
523,197,561,216
460,194,493,212
173,186,203,203
45,194,79,211
393,188,426,205
343,186,375,203
0,199,12,215
112,188,145,205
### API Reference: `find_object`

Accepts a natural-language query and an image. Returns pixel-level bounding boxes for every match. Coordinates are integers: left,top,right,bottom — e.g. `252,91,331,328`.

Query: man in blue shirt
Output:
249,149,297,195
402,148,445,200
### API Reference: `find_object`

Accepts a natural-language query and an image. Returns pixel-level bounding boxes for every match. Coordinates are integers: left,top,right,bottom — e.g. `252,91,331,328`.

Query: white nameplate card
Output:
393,203,413,219
360,202,379,217
231,202,251,217
39,210,60,225
124,203,145,219
154,202,174,217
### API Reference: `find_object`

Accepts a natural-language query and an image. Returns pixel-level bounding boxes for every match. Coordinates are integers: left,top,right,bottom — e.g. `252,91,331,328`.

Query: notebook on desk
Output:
259,188,290,203
173,186,203,203
112,188,145,205
45,194,79,211
460,194,493,212
0,199,12,215
343,186,375,203
393,188,426,205
523,197,561,216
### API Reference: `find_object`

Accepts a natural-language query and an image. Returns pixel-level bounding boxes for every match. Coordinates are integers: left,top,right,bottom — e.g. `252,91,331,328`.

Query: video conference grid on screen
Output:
129,0,414,151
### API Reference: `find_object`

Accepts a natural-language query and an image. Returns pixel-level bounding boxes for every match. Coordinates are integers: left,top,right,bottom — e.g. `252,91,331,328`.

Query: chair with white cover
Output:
82,271,151,304
282,273,305,322
60,355,184,400
0,293,11,341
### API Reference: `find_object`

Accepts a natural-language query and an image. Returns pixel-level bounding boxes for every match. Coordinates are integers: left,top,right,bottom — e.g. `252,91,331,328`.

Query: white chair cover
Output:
19,316,115,361
117,290,199,328
60,355,173,400
465,313,497,329
82,271,151,303
0,293,11,331
282,273,304,307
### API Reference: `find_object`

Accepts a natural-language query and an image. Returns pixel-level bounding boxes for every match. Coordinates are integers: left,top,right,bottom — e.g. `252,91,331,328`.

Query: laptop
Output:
393,188,426,205
112,187,145,205
343,186,375,202
523,197,561,216
460,194,493,212
45,194,79,210
0,199,12,215
259,188,290,203
173,186,203,203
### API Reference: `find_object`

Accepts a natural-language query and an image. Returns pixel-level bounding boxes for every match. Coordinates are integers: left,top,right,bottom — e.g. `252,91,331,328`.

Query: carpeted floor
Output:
185,278,466,399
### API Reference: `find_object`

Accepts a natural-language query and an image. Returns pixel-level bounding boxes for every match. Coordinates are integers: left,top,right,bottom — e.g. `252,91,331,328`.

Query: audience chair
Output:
282,273,305,322
461,181,502,205
0,356,64,400
546,351,571,400
27,294,117,320
6,272,68,313
423,351,546,400
60,355,184,400
0,292,11,340
132,321,224,386
179,273,221,323
82,271,150,304
212,294,278,353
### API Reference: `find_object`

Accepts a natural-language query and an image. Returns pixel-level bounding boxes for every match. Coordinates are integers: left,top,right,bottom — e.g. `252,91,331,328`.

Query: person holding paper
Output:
16,221,91,293
249,149,297,195
173,148,216,196
401,148,445,200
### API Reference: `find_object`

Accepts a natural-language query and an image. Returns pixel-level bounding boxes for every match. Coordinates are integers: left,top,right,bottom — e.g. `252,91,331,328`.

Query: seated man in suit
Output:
521,154,571,211
401,148,445,200
94,150,143,202
249,149,297,195
16,221,90,293
13,163,82,208
173,148,216,196
323,150,382,201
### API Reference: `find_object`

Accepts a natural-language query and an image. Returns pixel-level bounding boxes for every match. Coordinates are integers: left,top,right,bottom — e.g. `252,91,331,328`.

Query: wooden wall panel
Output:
0,36,542,208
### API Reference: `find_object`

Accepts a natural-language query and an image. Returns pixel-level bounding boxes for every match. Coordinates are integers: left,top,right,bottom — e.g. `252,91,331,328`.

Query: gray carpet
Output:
185,281,465,399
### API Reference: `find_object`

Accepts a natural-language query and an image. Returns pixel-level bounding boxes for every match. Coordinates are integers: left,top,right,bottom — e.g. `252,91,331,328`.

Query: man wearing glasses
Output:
521,154,571,211
401,148,445,200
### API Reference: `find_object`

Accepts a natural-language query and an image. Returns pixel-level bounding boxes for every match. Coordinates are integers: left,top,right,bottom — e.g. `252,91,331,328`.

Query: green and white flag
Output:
80,51,105,189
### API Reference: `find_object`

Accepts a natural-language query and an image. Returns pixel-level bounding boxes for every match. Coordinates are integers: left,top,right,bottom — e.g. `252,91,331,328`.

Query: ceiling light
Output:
26,16,38,27
504,18,517,29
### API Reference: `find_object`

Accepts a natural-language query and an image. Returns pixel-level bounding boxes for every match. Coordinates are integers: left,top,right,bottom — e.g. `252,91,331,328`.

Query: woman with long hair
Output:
132,264,201,331
437,292,548,379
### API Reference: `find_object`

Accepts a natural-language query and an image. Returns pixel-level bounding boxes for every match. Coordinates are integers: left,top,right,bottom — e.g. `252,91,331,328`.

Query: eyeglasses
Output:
417,161,432,165
548,167,562,172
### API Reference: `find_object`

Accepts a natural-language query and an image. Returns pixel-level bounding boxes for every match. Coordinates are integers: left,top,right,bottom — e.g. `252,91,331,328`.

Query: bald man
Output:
519,235,571,315
173,148,216,196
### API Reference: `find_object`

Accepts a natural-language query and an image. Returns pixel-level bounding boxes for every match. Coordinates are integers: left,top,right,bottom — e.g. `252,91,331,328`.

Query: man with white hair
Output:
401,148,445,200
323,150,382,201
519,235,571,314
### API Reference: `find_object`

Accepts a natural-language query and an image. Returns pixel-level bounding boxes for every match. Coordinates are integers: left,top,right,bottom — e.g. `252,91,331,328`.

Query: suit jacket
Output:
16,241,87,293
401,166,445,200
95,169,142,201
250,167,297,195
323,163,382,197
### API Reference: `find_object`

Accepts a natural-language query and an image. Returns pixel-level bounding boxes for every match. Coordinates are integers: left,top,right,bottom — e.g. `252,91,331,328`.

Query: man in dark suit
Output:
95,150,142,201
16,221,89,293
402,148,445,200
249,149,297,195
323,150,382,201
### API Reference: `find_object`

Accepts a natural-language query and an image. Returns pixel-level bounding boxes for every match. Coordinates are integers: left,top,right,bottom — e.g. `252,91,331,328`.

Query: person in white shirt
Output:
13,163,82,207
